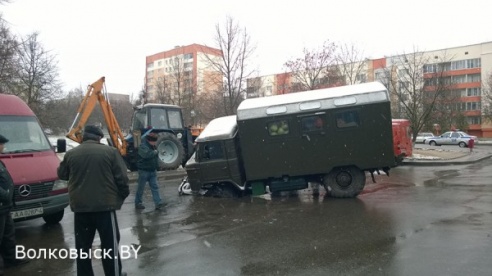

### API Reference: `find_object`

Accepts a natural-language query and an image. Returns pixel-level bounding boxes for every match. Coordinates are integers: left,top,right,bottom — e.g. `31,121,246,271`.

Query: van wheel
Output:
323,166,365,198
43,209,64,224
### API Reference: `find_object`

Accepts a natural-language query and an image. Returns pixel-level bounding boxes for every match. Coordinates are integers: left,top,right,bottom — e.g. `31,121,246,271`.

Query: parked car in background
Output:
425,131,477,147
415,132,435,144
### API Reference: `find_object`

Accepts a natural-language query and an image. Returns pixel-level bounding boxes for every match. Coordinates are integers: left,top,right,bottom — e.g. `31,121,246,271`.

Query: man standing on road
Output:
135,132,165,210
57,126,129,276
0,134,29,274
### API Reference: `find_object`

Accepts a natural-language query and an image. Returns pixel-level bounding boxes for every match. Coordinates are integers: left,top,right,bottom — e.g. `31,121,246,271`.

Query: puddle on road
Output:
424,169,460,187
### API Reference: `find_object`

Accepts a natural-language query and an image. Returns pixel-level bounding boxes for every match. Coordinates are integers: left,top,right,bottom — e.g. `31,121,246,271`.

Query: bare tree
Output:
203,16,256,116
194,90,224,125
283,40,338,91
382,49,457,140
335,42,366,85
12,32,62,119
153,75,173,104
44,88,84,134
482,71,492,124
0,14,19,93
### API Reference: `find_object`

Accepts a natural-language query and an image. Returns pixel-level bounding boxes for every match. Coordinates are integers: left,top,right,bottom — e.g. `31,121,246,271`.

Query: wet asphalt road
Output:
7,154,492,276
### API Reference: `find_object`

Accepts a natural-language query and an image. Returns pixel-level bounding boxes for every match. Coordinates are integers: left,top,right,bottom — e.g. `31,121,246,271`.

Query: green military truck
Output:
185,82,396,198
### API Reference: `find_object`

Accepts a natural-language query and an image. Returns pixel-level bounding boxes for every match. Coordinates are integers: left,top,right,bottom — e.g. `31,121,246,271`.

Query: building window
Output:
467,87,481,96
184,53,193,59
452,75,466,84
467,74,480,82
466,58,481,68
451,60,466,70
467,116,481,125
461,102,481,111
397,69,408,77
450,58,481,70
423,64,436,73
356,73,366,83
398,81,409,92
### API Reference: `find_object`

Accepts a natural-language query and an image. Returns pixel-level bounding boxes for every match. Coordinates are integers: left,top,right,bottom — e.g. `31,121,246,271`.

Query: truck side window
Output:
301,116,323,132
336,111,359,128
201,141,224,161
268,120,289,136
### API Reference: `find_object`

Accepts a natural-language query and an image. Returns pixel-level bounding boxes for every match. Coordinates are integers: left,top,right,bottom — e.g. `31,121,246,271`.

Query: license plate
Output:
11,207,44,219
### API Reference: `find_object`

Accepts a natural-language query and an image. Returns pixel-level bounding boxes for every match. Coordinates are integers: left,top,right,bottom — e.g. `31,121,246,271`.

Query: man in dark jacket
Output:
135,132,164,210
0,134,29,274
57,126,129,276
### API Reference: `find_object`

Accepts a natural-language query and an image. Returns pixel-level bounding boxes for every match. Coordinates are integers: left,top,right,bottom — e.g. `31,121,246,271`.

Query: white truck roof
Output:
195,115,237,142
237,82,389,120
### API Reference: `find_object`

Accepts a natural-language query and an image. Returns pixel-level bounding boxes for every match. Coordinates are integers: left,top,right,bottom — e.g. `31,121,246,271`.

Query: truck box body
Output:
0,94,69,223
186,82,396,198
236,82,395,182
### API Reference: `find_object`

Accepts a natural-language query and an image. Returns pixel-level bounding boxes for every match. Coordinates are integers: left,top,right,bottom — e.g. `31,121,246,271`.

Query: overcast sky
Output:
2,0,491,97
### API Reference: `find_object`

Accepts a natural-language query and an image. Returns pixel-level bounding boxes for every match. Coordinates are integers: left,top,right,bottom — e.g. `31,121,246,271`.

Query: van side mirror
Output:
57,138,66,153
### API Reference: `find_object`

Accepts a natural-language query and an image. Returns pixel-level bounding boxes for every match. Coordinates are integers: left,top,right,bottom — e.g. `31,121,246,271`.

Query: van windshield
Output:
0,116,52,153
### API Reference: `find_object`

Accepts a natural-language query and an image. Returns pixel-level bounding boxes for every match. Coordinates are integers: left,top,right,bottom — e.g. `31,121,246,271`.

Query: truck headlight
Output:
52,179,68,191
177,133,183,139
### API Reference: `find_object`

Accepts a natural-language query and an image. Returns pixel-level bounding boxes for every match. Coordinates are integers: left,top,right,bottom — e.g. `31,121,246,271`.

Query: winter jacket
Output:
0,160,14,215
137,140,159,171
57,140,129,212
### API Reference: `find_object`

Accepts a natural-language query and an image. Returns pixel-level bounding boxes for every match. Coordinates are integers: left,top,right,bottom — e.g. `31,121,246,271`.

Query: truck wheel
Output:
156,132,185,170
323,166,365,198
43,209,64,224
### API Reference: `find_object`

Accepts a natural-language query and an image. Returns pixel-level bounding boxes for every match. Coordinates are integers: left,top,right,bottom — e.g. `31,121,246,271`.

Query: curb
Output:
402,153,492,166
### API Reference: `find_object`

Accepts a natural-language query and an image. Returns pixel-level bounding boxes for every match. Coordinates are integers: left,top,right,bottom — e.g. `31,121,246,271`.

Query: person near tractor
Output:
135,132,165,210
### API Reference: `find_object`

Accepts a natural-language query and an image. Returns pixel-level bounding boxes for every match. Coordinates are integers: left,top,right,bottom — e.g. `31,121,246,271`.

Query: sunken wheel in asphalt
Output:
323,166,365,198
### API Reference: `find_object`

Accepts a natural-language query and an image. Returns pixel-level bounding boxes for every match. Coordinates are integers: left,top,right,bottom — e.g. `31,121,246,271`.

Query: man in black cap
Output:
57,126,129,276
0,134,29,273
135,132,165,210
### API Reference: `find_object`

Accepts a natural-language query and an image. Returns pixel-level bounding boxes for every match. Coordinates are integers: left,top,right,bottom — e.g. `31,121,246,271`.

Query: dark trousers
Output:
74,211,122,276
0,213,16,275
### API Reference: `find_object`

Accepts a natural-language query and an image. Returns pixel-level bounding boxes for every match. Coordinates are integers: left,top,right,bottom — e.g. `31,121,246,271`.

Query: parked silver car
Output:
415,132,434,144
425,131,477,147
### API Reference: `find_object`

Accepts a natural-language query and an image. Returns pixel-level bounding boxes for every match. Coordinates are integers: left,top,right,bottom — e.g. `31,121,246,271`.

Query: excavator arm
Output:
66,76,127,156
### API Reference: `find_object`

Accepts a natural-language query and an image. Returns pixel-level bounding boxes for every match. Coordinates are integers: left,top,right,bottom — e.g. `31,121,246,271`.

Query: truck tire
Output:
323,166,365,198
43,209,64,224
156,132,185,170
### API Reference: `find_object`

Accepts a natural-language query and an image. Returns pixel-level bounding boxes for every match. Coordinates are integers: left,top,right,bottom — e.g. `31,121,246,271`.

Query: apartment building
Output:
246,41,492,137
145,44,223,103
